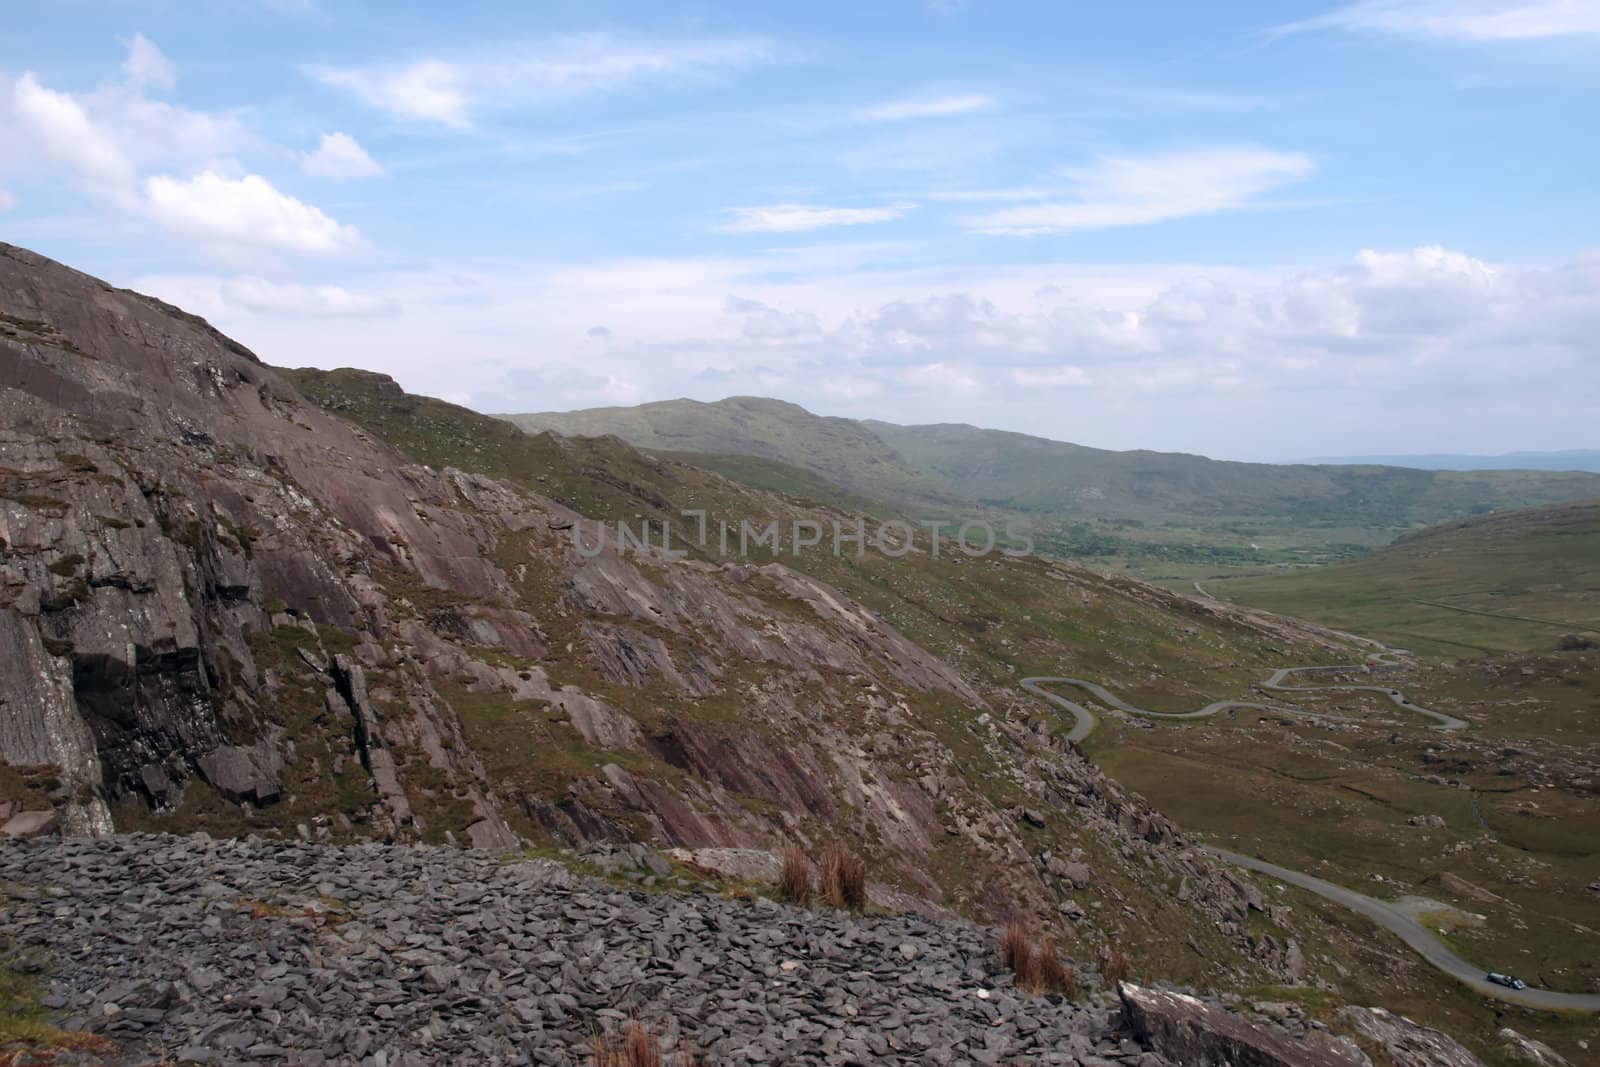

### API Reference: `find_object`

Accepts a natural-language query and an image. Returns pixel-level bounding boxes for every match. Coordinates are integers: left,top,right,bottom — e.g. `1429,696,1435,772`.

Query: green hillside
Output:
501,396,972,516
1206,499,1600,659
499,397,1600,575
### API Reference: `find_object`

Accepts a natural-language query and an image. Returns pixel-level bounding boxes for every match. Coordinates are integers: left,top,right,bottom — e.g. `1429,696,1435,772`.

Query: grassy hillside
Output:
333,370,1600,1061
1205,499,1600,659
870,420,1600,550
502,396,972,516
649,448,895,517
498,397,1600,577
297,369,1333,703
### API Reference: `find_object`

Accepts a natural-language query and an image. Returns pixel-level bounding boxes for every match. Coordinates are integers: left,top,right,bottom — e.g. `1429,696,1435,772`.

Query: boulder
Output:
0,808,60,839
197,743,284,806
665,847,782,884
1119,983,1371,1067
1497,1029,1570,1067
1337,1007,1485,1067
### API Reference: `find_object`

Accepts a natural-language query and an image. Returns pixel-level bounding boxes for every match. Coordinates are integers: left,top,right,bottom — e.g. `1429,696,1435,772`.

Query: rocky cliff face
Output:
1,242,1350,989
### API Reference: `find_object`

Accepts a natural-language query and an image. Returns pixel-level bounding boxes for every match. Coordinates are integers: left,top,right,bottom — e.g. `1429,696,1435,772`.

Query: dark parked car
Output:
1486,973,1527,990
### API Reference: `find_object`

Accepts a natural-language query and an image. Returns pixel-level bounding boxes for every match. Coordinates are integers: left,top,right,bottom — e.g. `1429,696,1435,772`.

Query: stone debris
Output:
0,835,1384,1066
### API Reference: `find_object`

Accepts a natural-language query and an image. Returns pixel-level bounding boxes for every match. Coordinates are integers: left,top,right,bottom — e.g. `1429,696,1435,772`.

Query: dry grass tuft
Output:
590,1020,698,1067
778,844,810,906
1002,925,1079,997
1039,945,1081,999
1001,923,1042,992
1103,947,1131,987
820,844,866,911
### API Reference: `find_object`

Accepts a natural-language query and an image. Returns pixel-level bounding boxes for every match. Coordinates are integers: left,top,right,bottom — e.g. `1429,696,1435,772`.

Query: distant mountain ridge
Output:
500,397,1600,568
1298,450,1600,472
500,396,975,516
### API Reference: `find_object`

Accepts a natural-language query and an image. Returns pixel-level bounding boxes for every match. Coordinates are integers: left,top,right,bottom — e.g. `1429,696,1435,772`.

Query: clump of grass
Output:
1001,924,1080,997
1102,947,1131,986
590,1020,698,1067
1001,924,1042,992
1,953,118,1060
778,844,810,906
820,844,865,911
1040,948,1081,999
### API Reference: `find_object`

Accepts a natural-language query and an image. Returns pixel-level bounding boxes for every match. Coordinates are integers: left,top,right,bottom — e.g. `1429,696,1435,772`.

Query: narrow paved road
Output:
1261,664,1466,730
1017,677,1357,744
1205,848,1600,1012
1022,654,1598,1012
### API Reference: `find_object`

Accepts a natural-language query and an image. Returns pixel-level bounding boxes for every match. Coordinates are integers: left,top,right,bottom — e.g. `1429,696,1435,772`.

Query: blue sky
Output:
2,1,1597,460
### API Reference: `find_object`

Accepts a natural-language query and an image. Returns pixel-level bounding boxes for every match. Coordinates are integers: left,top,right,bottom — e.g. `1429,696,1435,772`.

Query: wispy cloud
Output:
1276,1,1600,42
854,91,996,122
967,145,1316,234
220,276,397,316
122,33,175,89
313,32,772,129
300,131,384,179
718,203,916,233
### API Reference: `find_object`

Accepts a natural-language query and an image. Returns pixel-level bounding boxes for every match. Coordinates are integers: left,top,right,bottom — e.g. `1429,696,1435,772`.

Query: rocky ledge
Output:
0,835,1471,1066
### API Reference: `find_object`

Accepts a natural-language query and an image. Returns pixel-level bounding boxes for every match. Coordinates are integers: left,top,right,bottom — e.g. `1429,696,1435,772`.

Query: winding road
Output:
1021,655,1595,1011
1205,848,1600,1012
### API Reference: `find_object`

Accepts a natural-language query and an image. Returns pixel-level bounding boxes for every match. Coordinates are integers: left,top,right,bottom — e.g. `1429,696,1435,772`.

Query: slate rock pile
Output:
1,834,1166,1066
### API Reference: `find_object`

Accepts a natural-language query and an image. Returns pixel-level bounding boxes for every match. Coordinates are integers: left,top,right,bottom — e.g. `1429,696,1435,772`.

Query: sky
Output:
2,1,1597,462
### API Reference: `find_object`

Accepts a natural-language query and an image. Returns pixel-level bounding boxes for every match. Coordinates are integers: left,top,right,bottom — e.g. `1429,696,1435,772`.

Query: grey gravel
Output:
0,834,1169,1066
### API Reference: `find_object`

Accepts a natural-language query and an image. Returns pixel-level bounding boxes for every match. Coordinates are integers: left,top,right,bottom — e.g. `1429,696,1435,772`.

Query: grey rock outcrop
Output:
1119,983,1372,1067
1497,1028,1571,1066
1337,1007,1486,1067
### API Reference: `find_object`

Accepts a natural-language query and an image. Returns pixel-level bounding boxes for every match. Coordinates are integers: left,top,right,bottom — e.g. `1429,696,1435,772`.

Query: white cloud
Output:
1278,1,1600,42
143,170,361,255
5,61,349,258
855,92,996,122
5,40,250,203
316,58,469,128
122,34,176,89
146,245,1598,456
314,32,771,128
969,145,1315,234
726,296,823,340
300,131,384,179
11,73,135,198
133,274,398,318
220,277,396,316
719,203,916,233
0,188,14,212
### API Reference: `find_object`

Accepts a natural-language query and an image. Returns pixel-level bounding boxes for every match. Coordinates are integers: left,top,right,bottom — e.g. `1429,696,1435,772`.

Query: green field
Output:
1202,500,1600,659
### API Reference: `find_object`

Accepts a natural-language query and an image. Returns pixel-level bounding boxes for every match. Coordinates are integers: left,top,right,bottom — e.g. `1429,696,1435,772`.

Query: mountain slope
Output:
868,420,1600,528
9,244,1596,1060
1,241,1349,989
1207,499,1600,657
1302,449,1600,472
503,396,1600,570
502,396,972,516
